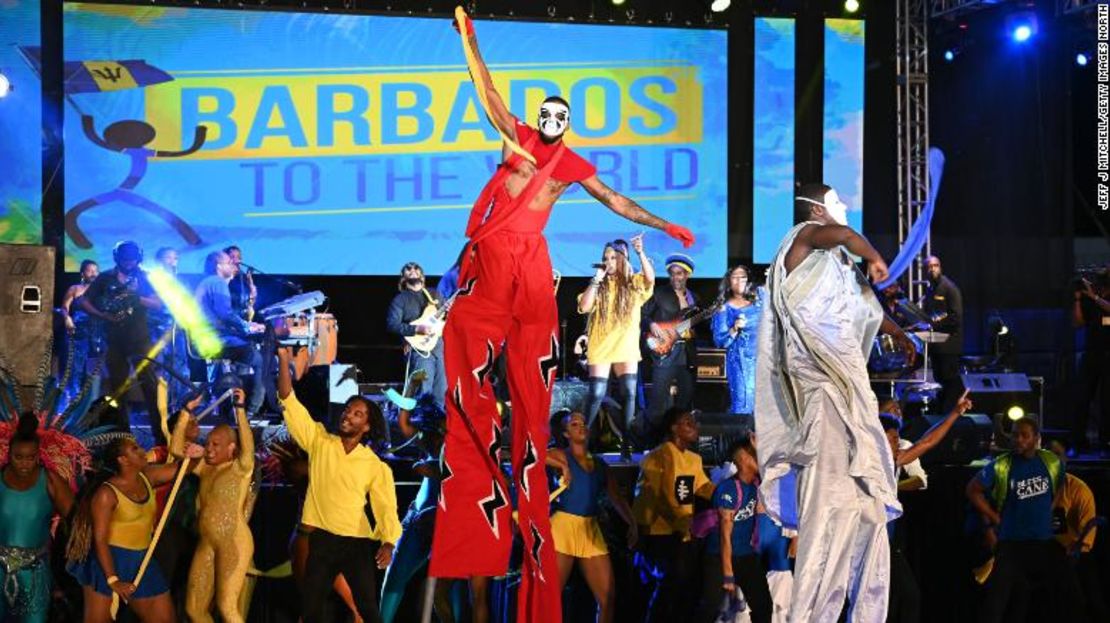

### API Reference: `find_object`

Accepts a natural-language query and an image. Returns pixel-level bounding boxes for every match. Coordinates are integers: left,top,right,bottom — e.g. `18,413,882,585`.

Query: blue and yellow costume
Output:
69,473,169,598
711,289,766,415
0,471,54,623
550,452,610,558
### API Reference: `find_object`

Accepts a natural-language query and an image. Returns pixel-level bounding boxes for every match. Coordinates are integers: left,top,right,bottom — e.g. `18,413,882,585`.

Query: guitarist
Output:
386,262,446,410
641,253,700,428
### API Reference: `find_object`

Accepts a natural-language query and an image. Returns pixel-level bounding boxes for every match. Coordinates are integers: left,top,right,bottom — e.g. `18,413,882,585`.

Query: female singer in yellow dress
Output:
577,235,654,459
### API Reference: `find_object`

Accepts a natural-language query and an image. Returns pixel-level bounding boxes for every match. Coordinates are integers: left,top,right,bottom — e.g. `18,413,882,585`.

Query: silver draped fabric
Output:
754,222,901,623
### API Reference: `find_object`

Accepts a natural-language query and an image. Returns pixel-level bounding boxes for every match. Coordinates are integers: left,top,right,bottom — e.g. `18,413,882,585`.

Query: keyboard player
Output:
196,250,266,416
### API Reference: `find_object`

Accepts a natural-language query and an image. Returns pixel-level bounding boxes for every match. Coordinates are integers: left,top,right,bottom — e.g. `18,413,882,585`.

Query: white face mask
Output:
796,187,849,226
823,188,849,225
537,101,569,139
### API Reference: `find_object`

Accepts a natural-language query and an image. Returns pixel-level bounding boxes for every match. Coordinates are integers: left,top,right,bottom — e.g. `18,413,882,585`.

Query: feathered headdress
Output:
0,337,120,490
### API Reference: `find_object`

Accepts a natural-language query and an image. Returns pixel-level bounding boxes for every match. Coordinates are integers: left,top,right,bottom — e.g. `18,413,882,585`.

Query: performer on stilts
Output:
754,183,902,622
430,10,695,623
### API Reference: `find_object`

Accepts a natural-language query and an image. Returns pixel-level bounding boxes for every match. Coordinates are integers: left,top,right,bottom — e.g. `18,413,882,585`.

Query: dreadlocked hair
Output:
590,244,640,332
65,436,131,563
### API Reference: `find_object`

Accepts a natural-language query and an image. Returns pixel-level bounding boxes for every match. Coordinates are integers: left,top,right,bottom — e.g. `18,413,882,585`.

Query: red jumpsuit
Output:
429,121,596,622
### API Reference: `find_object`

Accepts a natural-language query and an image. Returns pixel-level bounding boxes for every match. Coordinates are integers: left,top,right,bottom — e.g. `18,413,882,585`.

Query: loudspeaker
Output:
694,412,753,465
696,348,727,381
902,412,993,465
0,244,55,406
960,372,1043,421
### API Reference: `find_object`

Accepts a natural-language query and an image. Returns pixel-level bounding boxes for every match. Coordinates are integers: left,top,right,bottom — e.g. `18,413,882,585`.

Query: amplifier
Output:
696,348,727,381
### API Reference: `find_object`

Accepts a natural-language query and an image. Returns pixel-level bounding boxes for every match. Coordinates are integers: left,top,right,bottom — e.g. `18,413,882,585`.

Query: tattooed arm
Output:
580,175,669,229
580,175,695,247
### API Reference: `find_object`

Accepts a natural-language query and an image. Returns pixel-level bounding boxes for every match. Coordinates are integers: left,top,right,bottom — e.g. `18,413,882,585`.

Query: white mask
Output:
823,188,849,225
537,100,569,139
796,187,849,226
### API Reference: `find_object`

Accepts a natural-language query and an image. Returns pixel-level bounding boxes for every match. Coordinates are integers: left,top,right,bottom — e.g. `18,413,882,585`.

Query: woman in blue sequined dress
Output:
711,265,765,419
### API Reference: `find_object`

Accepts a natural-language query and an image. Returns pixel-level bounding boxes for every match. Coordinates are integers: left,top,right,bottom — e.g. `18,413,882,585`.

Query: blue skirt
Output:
67,545,169,599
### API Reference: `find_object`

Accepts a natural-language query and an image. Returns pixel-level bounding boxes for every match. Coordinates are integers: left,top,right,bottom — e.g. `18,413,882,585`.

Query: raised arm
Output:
81,115,114,151
155,125,207,158
896,392,972,467
233,388,255,471
633,235,655,283
277,346,320,450
579,176,694,248
456,16,517,143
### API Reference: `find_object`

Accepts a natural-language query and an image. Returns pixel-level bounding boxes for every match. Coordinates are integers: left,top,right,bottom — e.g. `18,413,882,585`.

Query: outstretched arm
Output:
155,126,207,158
579,176,694,247
897,392,972,467
456,17,517,143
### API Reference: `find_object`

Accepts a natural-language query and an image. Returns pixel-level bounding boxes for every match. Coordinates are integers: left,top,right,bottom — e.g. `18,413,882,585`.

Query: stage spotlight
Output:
1012,25,1032,42
0,72,11,98
611,0,626,6
944,49,955,62
1077,52,1089,66
844,0,860,14
710,0,731,12
1006,405,1024,421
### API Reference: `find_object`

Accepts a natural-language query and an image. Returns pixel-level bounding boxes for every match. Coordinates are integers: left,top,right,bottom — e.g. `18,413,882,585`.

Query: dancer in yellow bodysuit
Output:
170,388,254,623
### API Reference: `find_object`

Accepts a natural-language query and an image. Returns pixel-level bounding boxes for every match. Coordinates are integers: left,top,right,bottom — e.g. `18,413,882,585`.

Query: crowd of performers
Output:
1,9,1106,623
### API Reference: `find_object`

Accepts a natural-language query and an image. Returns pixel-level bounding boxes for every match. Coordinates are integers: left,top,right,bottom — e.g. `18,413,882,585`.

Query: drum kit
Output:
869,328,949,412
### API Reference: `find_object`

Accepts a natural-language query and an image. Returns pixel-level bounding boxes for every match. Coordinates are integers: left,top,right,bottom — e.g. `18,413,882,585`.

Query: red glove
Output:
452,14,475,36
664,223,695,248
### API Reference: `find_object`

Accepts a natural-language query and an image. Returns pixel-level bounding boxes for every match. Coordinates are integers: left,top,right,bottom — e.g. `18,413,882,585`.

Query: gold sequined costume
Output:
171,404,255,623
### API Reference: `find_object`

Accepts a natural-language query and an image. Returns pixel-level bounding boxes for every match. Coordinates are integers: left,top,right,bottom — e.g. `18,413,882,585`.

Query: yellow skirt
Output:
551,511,609,558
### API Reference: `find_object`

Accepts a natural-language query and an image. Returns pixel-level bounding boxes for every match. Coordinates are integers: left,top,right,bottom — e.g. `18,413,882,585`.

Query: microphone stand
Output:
240,262,303,294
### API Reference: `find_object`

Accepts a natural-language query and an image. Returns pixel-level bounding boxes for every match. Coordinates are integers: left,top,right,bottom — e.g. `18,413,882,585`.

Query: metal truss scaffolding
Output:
896,0,931,299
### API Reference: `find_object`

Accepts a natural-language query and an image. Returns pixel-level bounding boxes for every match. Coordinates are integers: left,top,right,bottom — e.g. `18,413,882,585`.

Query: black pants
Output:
931,352,962,415
697,552,772,623
979,540,1086,623
303,529,382,623
648,348,694,426
1073,350,1110,449
641,534,697,623
106,330,164,444
887,548,920,623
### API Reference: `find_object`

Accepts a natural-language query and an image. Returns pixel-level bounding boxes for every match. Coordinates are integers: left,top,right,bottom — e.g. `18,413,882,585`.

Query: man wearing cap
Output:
641,253,700,428
78,240,166,443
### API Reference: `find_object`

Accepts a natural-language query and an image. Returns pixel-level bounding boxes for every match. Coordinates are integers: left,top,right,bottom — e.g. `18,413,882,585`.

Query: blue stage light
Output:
944,49,955,62
1077,53,1089,66
1012,25,1032,43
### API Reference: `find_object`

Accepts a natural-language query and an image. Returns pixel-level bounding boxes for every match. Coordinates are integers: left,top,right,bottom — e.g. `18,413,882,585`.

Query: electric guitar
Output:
643,295,726,356
404,294,457,357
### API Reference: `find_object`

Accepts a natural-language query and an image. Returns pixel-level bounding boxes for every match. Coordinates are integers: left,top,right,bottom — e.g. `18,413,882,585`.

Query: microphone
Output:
591,263,606,270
